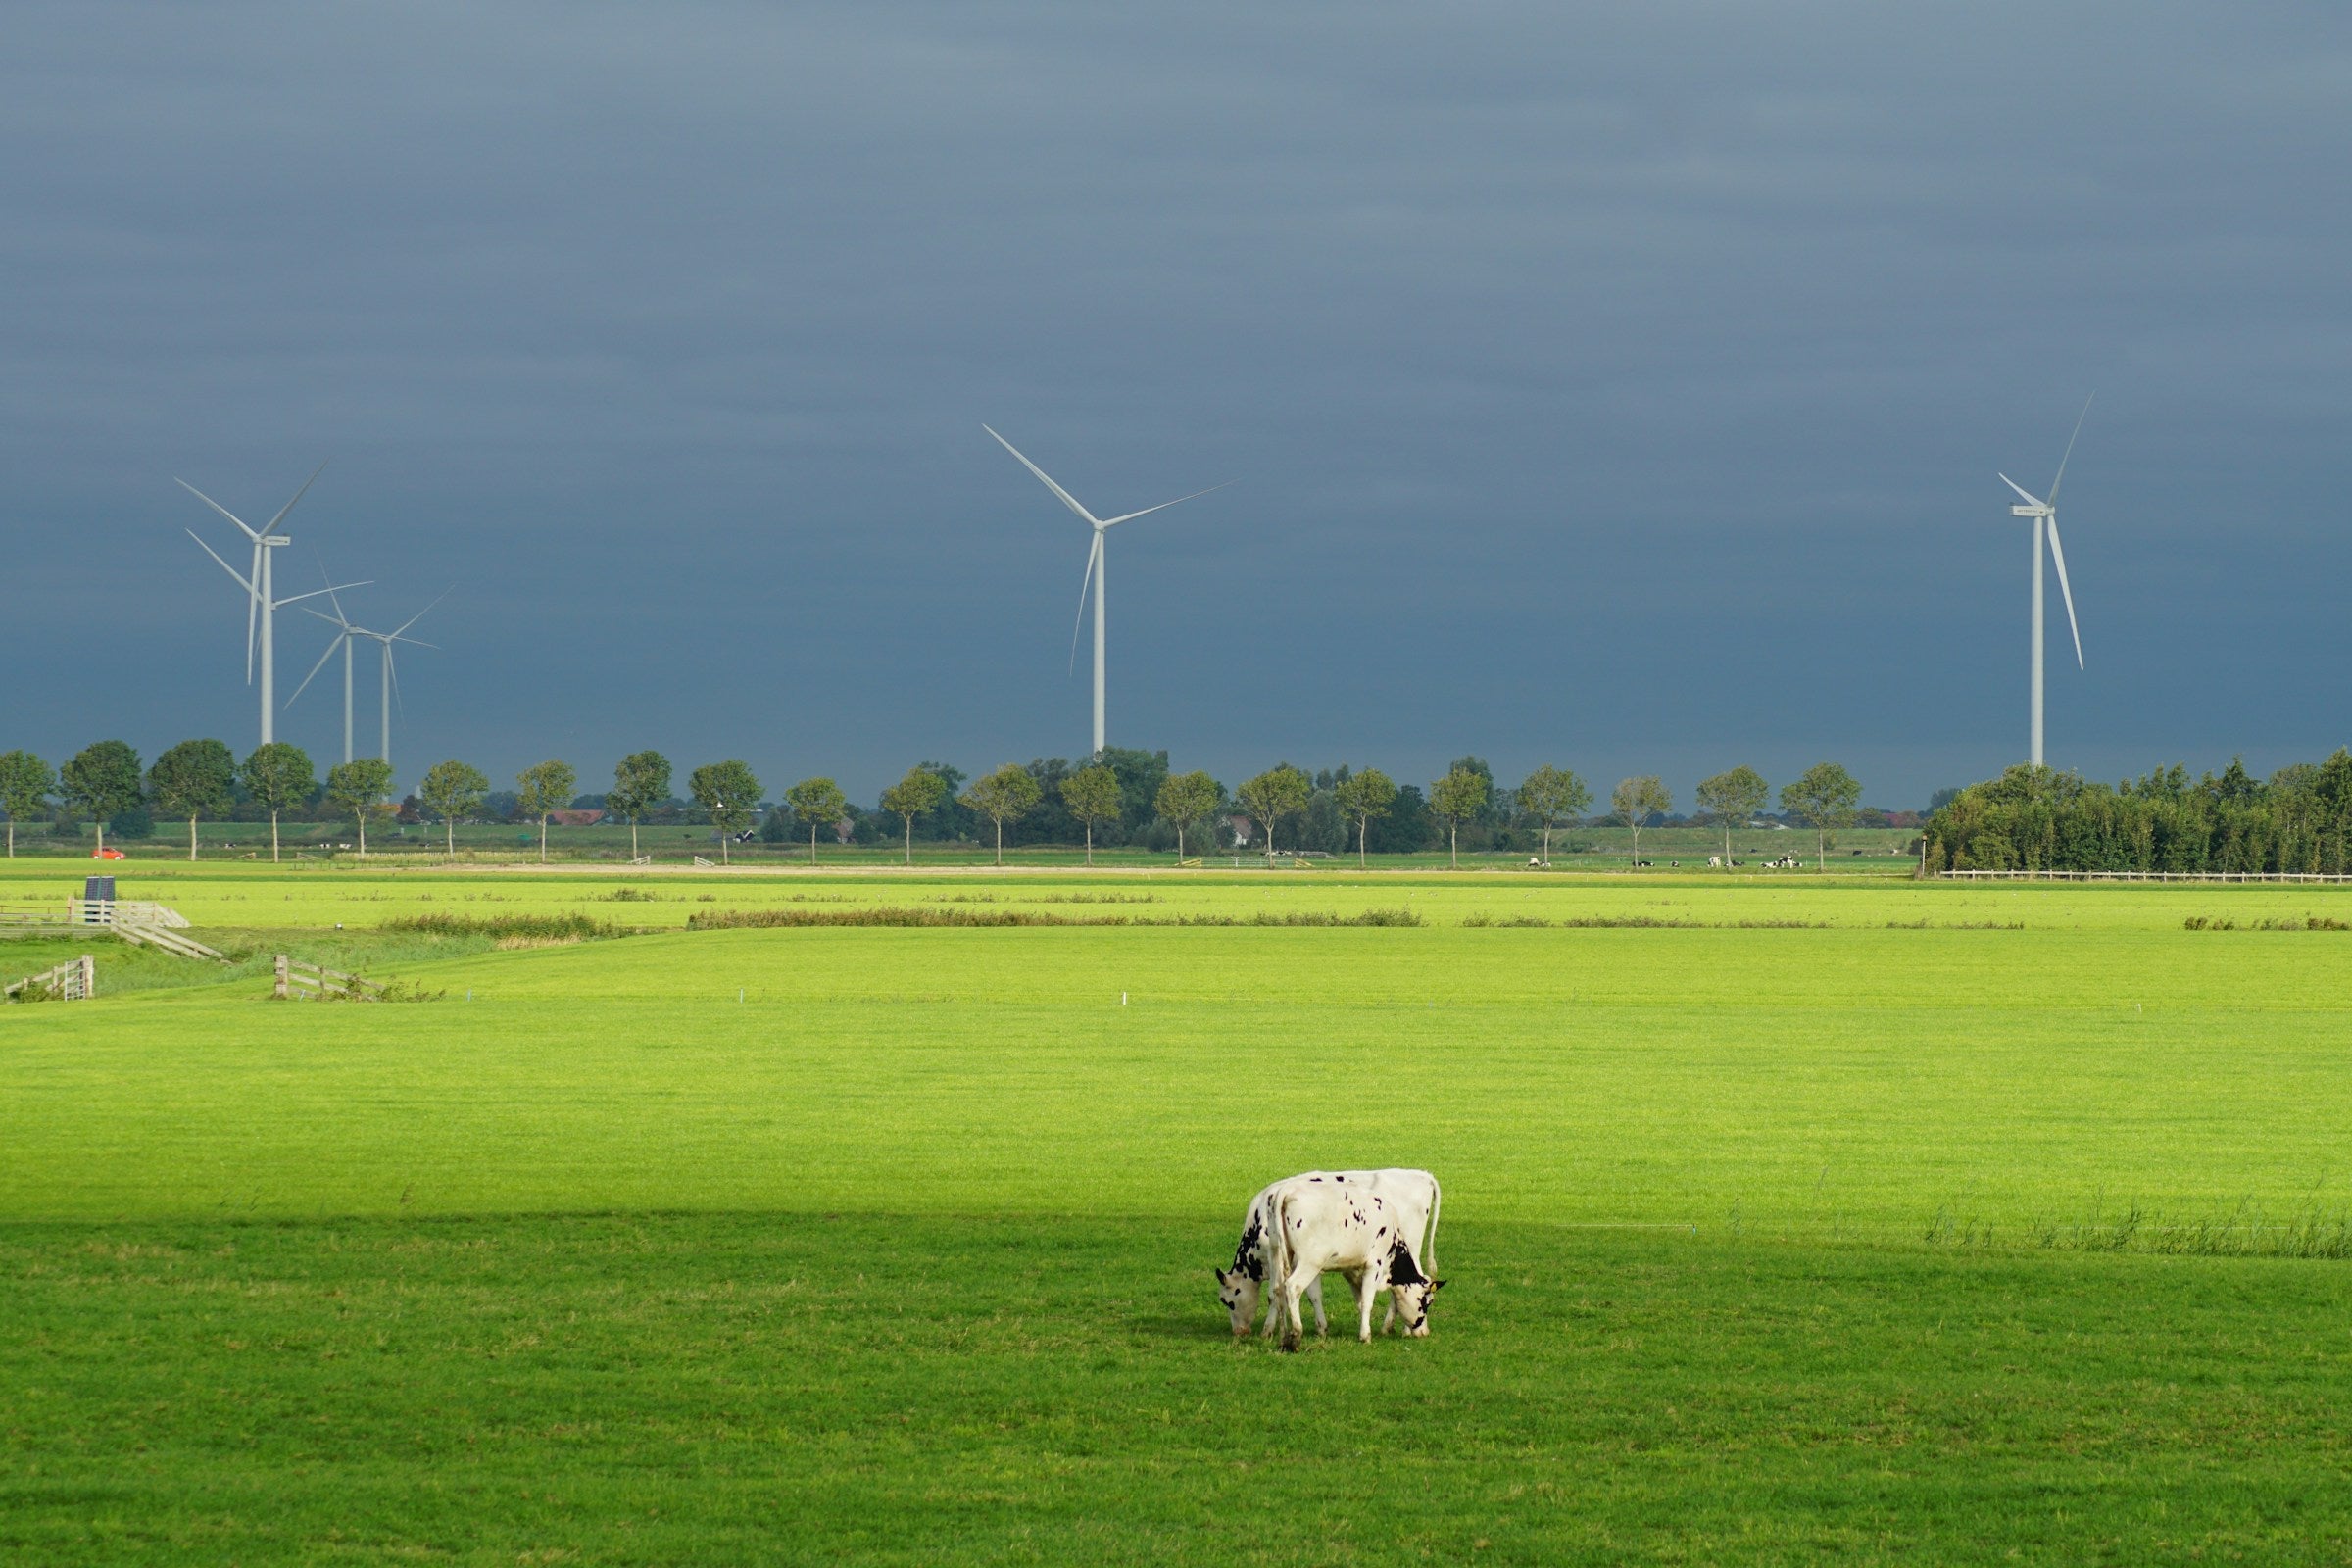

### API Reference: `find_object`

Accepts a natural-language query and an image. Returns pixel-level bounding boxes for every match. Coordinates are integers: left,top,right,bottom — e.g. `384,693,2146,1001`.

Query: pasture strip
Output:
2,1214,2347,1565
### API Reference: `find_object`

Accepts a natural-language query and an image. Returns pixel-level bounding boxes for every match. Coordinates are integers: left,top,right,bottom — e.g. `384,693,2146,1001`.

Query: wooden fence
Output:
1936,869,2352,884
68,899,191,928
6,955,94,1002
273,956,384,1001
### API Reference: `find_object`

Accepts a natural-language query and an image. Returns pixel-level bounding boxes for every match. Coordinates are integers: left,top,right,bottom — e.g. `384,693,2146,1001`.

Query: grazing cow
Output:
1266,1184,1443,1349
1216,1169,1443,1340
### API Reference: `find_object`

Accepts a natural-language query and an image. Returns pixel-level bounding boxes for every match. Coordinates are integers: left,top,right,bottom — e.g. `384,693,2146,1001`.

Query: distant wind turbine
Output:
295,589,447,772
984,425,1228,755
1998,395,2092,768
180,465,365,747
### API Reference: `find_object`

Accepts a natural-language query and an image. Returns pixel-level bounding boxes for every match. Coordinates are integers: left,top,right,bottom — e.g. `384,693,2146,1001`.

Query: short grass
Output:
5,869,2352,1562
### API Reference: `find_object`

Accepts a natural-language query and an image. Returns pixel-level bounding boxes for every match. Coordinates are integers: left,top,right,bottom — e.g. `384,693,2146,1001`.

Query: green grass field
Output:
5,865,2351,1562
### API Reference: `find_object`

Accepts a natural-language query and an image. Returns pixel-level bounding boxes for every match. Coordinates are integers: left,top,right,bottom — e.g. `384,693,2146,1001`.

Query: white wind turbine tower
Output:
984,425,1228,755
1998,396,2092,768
180,466,366,747
293,588,446,770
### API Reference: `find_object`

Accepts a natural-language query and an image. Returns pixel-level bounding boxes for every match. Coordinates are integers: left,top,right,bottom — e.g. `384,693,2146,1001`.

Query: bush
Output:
380,912,619,941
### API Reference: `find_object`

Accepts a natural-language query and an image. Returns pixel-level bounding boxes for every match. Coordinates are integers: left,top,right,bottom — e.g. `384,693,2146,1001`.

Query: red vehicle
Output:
91,847,126,860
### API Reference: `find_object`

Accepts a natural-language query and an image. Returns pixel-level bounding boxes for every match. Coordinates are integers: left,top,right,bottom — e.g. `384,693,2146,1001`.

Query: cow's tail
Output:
1265,1186,1295,1313
1423,1173,1441,1273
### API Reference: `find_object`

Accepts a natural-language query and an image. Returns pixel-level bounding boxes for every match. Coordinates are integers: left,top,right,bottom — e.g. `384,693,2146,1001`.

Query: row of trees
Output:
1924,753,2352,874
1,739,1875,868
0,740,392,862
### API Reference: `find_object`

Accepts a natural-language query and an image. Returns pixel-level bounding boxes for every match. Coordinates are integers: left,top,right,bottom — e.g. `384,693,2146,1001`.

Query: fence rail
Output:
1936,869,2352,884
273,955,384,1001
5,955,94,1002
68,899,191,928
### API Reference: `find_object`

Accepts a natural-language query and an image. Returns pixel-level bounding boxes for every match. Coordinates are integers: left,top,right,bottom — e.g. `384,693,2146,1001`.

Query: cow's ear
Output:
1430,1278,1448,1292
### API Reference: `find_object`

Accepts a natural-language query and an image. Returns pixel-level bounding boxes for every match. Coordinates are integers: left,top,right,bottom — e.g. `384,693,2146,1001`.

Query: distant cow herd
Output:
1216,1168,1445,1350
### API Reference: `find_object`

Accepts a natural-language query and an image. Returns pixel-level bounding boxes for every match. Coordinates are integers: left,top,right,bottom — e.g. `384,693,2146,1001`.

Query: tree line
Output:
1924,753,2352,874
0,738,1879,866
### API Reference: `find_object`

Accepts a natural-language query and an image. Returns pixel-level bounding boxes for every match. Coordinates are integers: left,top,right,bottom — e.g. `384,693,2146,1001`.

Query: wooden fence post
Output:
78,954,95,1000
273,954,289,1000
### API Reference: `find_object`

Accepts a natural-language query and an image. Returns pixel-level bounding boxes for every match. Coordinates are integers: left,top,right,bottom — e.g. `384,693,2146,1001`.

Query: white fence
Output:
69,899,191,927
273,956,383,1000
6,955,94,1001
1936,869,2352,885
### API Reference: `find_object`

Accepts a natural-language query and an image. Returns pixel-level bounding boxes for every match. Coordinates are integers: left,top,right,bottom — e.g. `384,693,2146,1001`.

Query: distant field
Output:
5,866,2350,1562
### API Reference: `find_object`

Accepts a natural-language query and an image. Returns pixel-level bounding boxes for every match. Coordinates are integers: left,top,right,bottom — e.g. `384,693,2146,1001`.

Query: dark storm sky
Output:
5,3,2347,808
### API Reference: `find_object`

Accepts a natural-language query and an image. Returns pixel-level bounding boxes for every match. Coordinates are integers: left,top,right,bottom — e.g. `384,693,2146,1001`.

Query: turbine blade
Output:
386,645,404,717
176,479,262,541
2047,393,2094,506
286,633,344,707
1068,533,1101,675
261,461,328,539
186,528,256,595
389,586,453,639
984,425,1102,526
1998,473,2044,509
2046,514,2084,669
319,562,352,629
274,581,371,610
246,543,262,680
186,529,258,682
386,635,438,650
1099,479,1235,527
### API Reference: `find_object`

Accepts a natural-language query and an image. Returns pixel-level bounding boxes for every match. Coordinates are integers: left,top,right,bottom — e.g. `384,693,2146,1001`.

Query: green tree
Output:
1695,765,1771,868
1429,764,1491,869
1332,767,1397,869
1059,764,1122,865
1782,761,1863,869
960,764,1042,866
1610,776,1673,866
607,750,672,862
417,759,489,860
689,760,762,865
1153,770,1220,861
62,740,144,857
1236,765,1311,856
1515,764,1592,867
147,739,237,862
0,750,56,858
239,742,316,863
325,758,397,860
788,776,851,864
879,766,947,866
1092,746,1172,835
515,759,578,864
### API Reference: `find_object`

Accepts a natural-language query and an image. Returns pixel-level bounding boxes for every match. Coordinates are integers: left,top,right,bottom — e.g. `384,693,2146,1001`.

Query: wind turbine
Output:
295,589,447,771
1998,396,2091,768
984,425,1227,755
179,465,352,747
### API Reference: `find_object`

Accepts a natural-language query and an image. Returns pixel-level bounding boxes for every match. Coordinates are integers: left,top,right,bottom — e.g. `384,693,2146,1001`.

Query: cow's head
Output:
1390,1276,1446,1336
1383,1238,1445,1337
1214,1267,1261,1337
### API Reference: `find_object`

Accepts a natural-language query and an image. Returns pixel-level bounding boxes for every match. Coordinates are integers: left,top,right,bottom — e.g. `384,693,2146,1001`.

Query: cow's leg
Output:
1278,1276,1305,1352
1309,1273,1328,1336
1354,1264,1383,1343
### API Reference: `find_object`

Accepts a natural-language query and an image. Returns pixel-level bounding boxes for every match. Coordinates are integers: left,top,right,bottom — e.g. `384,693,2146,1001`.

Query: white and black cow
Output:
1216,1168,1443,1341
1264,1182,1443,1349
